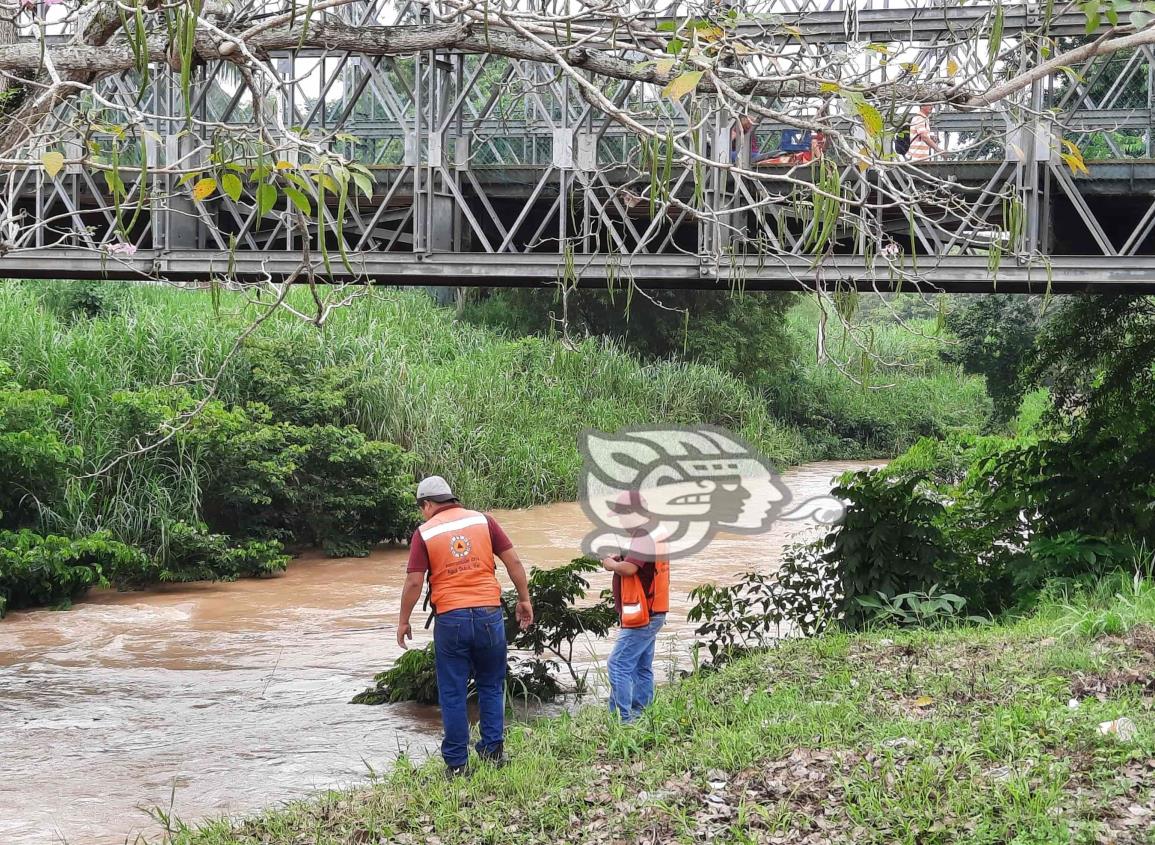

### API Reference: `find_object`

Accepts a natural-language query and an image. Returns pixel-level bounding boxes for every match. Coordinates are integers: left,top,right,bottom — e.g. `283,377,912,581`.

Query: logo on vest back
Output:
449,535,472,558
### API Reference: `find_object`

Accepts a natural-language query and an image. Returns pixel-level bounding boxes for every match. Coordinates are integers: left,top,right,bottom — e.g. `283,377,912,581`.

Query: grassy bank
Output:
464,287,993,461
0,282,991,551
0,282,805,540
768,298,992,459
175,577,1155,845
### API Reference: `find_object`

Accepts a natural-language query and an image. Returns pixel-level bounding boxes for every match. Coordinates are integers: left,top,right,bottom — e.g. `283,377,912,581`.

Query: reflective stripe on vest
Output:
650,558,670,614
621,532,671,627
420,506,501,614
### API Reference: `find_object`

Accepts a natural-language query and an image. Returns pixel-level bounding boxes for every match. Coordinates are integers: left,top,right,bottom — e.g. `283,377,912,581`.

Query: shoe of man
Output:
479,744,507,768
446,763,472,779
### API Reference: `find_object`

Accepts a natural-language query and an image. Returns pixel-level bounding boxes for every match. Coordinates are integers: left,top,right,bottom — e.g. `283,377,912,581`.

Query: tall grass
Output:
771,299,991,458
0,282,809,544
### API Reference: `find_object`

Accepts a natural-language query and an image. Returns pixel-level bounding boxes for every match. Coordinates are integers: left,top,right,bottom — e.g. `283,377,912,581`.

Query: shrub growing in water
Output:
0,530,147,617
352,558,615,704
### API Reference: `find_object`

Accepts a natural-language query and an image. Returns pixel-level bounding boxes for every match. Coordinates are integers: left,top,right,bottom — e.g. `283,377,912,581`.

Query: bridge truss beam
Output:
7,250,1155,294
2,0,1155,293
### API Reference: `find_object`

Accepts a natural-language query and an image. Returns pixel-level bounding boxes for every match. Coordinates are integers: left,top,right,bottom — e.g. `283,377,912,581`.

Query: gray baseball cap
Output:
416,475,456,503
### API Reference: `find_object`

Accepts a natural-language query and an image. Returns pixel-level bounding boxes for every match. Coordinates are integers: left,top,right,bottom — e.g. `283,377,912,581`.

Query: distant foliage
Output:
38,281,126,322
942,295,1043,424
0,367,78,529
0,530,146,617
465,288,796,381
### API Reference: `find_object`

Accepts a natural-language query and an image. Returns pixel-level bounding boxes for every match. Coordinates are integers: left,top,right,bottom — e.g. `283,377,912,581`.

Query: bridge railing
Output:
3,0,1155,270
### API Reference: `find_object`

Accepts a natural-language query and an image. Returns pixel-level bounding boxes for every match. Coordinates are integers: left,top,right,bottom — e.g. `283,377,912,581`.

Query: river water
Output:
0,460,879,845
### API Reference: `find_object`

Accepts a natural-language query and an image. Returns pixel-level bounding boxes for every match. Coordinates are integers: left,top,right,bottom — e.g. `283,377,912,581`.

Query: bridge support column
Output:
700,104,736,263
158,135,202,252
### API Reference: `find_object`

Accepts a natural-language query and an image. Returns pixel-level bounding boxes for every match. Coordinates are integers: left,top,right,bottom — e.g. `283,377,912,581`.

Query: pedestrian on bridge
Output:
396,475,533,776
907,103,943,161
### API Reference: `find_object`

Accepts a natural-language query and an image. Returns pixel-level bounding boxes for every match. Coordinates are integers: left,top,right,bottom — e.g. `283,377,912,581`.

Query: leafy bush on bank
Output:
353,558,615,704
0,371,295,616
0,529,145,617
729,296,1155,633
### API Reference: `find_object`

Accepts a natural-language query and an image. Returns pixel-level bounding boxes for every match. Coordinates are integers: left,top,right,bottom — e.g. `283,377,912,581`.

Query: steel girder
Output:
4,249,1154,294
3,0,1155,290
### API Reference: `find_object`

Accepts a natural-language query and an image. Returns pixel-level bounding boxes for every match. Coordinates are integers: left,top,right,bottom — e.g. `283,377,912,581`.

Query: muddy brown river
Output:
0,461,879,845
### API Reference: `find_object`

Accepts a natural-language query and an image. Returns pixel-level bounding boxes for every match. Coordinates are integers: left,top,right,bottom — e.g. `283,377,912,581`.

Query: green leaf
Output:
256,182,277,217
221,172,243,203
857,102,884,138
1081,0,1100,33
283,185,312,217
1131,9,1153,28
989,3,1005,67
665,37,684,55
350,171,373,199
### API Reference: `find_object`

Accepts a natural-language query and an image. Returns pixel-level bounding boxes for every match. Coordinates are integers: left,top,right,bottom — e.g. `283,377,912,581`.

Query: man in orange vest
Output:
600,491,671,722
397,475,533,776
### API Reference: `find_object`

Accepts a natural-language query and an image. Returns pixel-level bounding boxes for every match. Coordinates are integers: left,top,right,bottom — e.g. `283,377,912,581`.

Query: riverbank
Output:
175,577,1155,845
0,463,874,845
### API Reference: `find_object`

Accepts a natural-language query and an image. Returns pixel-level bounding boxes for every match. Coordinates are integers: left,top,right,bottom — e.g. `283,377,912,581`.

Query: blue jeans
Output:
607,613,666,722
434,606,507,768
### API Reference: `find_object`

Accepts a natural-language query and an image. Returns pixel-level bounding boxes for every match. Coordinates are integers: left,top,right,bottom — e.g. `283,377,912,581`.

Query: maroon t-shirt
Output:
406,503,513,574
611,531,660,619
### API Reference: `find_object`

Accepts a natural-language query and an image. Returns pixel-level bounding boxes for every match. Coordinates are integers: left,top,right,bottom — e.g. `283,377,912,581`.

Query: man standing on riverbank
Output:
601,491,670,723
397,475,533,776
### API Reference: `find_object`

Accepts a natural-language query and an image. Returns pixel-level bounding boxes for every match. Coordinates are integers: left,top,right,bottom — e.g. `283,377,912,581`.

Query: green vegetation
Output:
1,281,850,613
0,281,999,616
173,575,1155,845
801,294,1155,627
467,288,992,459
353,557,616,704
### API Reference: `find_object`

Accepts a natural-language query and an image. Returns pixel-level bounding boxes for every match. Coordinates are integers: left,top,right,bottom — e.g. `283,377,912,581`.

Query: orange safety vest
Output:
620,545,671,629
419,506,502,614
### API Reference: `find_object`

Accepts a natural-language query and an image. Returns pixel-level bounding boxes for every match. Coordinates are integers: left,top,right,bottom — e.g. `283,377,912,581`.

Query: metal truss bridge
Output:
4,0,1155,292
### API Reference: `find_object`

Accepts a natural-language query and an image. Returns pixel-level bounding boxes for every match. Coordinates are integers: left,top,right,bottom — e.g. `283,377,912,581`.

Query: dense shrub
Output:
352,644,441,705
823,470,955,626
239,337,375,427
153,520,289,585
182,401,417,556
38,281,126,322
0,367,77,528
0,530,147,617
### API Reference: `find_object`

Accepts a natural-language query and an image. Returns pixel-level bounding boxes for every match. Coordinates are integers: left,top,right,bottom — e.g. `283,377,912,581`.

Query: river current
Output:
0,460,880,844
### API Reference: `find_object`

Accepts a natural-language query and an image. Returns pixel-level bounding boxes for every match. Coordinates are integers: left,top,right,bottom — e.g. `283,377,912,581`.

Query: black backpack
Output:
894,121,912,155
